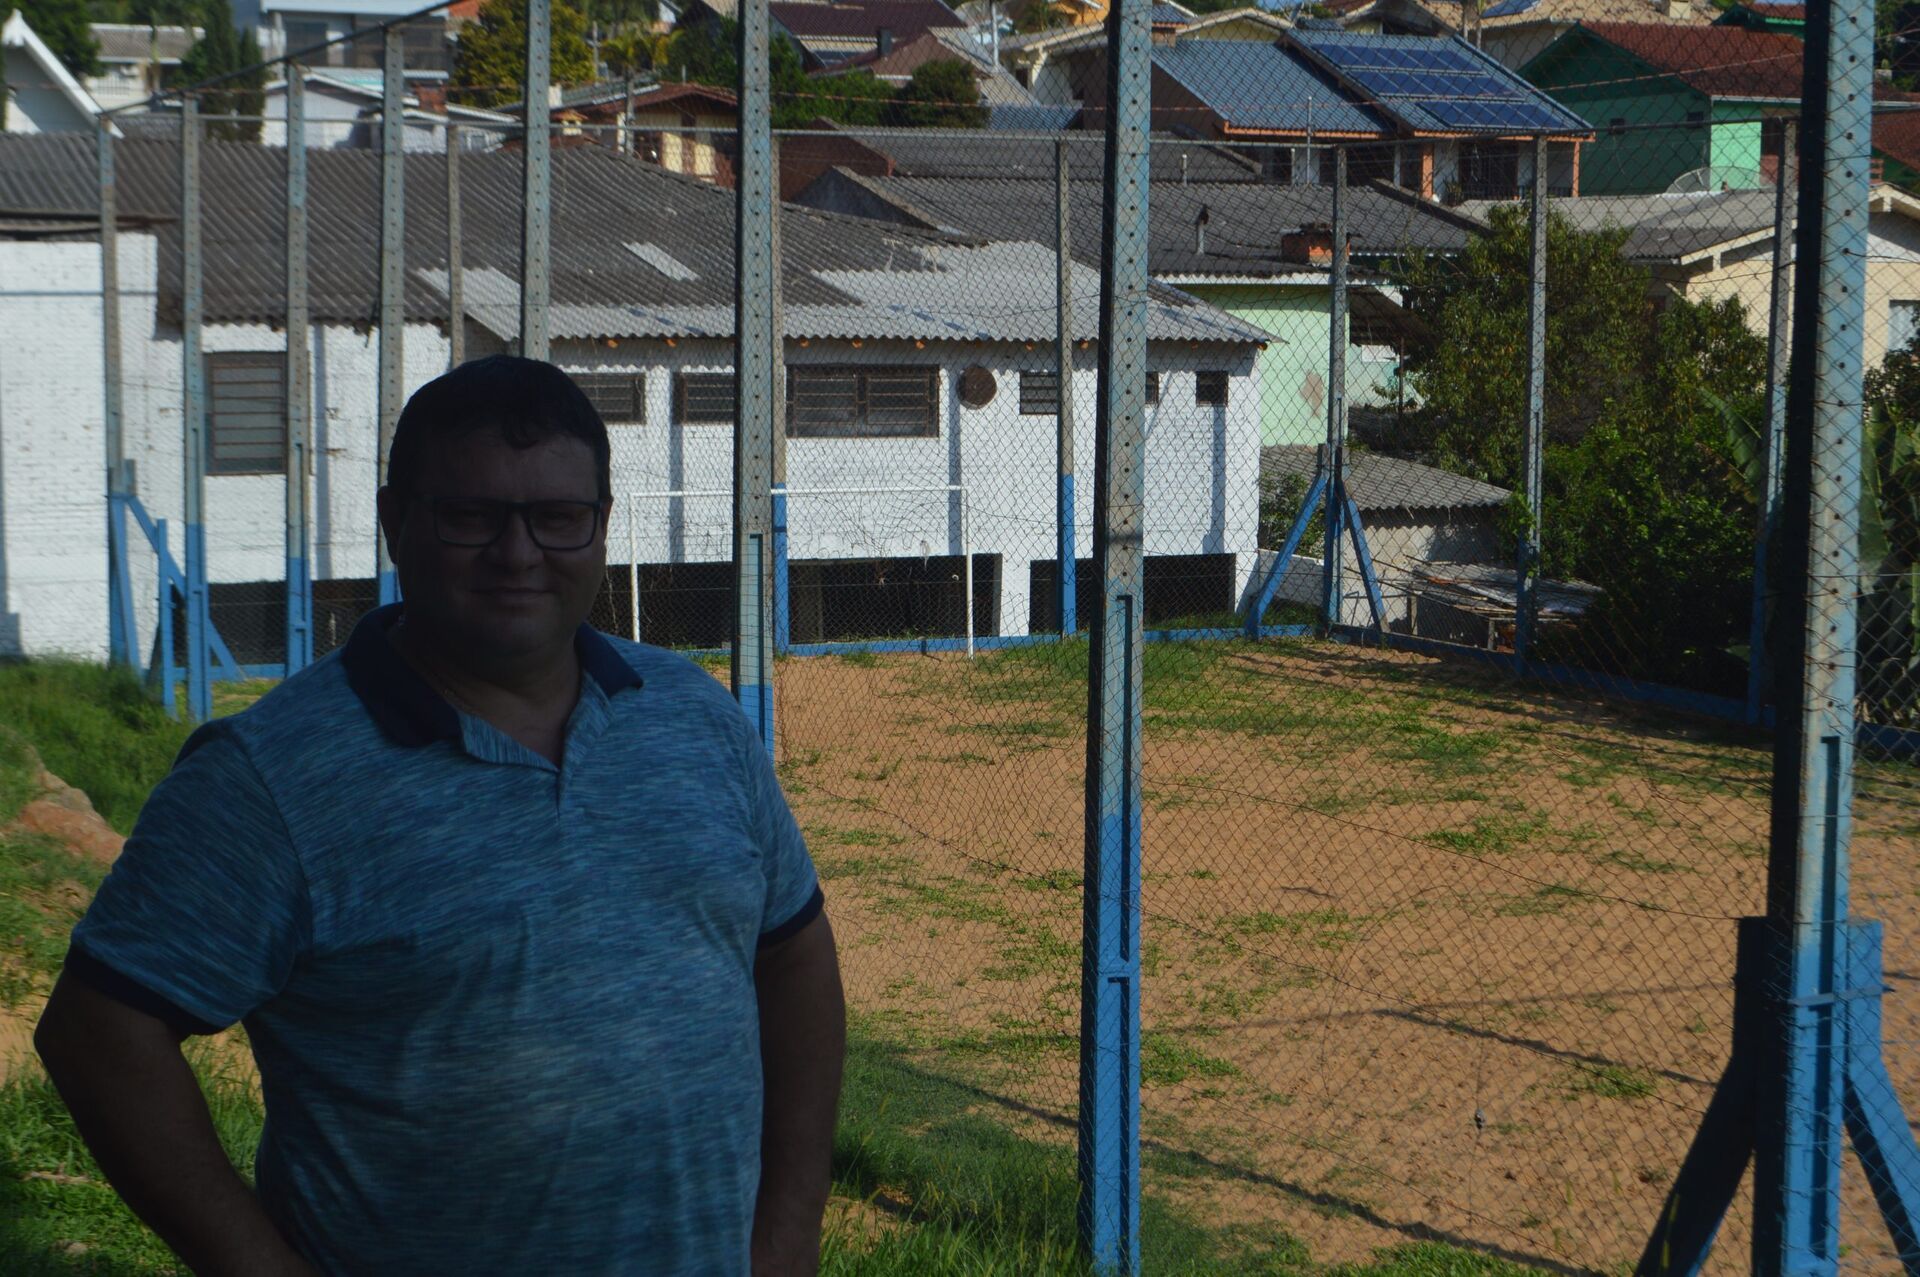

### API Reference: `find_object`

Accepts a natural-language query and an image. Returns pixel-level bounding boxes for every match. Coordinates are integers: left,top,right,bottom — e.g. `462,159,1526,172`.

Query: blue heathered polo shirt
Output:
66,604,823,1276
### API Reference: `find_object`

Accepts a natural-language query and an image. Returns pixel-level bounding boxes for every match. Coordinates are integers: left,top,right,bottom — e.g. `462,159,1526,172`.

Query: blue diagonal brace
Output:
1243,469,1326,638
1341,485,1385,631
1841,921,1920,1274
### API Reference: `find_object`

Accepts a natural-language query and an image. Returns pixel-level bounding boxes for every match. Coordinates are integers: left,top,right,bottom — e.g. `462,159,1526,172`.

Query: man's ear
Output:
375,486,407,560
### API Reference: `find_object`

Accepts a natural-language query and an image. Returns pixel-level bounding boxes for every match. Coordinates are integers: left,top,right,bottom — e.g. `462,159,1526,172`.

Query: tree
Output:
1396,205,1649,488
452,0,595,109
20,0,100,75
1860,341,1920,726
888,58,987,129
176,0,266,142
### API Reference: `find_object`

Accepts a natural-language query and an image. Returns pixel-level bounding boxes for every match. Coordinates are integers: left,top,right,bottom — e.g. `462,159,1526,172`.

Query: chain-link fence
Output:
4,3,1917,1271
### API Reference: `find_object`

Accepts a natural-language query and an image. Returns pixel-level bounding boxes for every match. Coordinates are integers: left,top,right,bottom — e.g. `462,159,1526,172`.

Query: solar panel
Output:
1480,0,1542,18
1290,32,1584,134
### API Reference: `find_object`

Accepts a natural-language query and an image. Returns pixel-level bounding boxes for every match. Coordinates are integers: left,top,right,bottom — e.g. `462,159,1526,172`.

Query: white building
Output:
3,10,108,134
256,70,514,150
0,133,1267,665
84,23,200,112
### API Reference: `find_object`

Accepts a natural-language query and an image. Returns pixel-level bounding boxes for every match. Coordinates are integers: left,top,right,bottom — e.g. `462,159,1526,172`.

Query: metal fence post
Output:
1753,0,1873,1266
1321,147,1347,633
181,97,211,721
1057,136,1078,636
1516,134,1548,665
733,0,776,753
286,69,313,674
771,142,791,655
376,28,406,608
522,0,552,362
1081,0,1149,1266
100,120,136,669
1748,148,1796,724
447,123,464,369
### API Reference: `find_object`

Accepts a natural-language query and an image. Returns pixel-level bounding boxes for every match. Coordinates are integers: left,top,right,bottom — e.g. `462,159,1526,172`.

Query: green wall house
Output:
1175,282,1407,447
1522,24,1803,195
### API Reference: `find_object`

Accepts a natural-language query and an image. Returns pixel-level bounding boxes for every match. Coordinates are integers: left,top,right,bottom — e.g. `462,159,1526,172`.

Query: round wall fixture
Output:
958,366,997,409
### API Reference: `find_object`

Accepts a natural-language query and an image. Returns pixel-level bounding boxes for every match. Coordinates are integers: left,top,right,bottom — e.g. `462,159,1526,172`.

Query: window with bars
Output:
572,371,646,424
786,365,939,438
205,352,287,476
1019,371,1060,415
1195,370,1228,408
675,372,736,424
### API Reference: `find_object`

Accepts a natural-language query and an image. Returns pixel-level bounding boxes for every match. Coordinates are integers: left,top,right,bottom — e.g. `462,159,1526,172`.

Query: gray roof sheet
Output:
0,132,1263,347
809,169,1479,276
1456,188,1781,260
1262,445,1511,511
1152,39,1390,136
853,130,1261,182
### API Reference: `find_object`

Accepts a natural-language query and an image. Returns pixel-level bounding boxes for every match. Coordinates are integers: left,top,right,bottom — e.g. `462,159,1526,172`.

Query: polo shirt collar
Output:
342,603,642,748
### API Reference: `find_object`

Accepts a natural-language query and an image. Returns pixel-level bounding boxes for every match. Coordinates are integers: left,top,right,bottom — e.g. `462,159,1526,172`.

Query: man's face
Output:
379,425,609,667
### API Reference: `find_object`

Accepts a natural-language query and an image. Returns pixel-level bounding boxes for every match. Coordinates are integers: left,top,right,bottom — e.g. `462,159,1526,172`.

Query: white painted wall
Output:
3,42,95,133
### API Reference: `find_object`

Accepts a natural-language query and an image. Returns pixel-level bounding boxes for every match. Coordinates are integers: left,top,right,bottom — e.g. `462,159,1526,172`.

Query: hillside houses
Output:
0,133,1268,664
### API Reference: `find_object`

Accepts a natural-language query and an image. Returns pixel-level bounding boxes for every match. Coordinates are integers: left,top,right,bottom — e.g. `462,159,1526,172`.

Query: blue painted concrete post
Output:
1321,148,1347,633
375,29,406,609
180,98,211,722
1516,135,1547,665
1752,0,1874,1264
285,68,314,673
733,0,777,755
1081,0,1149,1269
1748,148,1796,724
1057,137,1078,636
773,488,790,652
157,518,178,718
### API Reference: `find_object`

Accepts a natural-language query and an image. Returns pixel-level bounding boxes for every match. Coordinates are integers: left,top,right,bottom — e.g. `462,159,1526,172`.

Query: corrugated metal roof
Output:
858,129,1261,182
769,0,965,40
1262,446,1512,511
91,23,199,62
424,240,1270,344
1457,187,1778,260
0,132,1265,348
1151,38,1391,136
807,168,1479,276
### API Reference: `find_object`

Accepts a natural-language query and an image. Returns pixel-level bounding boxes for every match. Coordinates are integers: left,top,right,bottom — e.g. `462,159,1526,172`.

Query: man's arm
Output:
33,970,317,1277
750,911,846,1277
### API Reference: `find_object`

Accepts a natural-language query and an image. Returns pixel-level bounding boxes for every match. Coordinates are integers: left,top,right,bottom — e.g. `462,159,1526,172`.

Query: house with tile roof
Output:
1000,6,1290,107
792,136,1483,446
0,132,1268,660
1712,1,1805,34
1521,22,1920,194
1310,0,1715,69
824,25,1036,107
1066,27,1589,200
765,0,966,68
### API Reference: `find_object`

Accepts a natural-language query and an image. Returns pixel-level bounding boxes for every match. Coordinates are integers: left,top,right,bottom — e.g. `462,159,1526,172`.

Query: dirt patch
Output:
771,640,1919,1275
6,752,123,866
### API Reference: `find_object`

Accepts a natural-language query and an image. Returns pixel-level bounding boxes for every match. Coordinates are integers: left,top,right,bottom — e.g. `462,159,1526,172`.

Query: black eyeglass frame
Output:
412,493,609,551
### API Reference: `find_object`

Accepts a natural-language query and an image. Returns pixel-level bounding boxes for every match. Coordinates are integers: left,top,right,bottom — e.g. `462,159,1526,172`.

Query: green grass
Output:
0,663,198,835
1562,1063,1659,1102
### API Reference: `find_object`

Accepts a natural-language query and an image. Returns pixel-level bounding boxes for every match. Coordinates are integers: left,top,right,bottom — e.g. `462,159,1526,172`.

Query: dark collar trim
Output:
342,604,642,749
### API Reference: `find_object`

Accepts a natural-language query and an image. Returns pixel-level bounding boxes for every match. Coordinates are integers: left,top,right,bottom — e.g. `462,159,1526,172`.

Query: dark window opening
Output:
205,352,287,475
1609,116,1627,136
675,372,736,424
1019,370,1060,415
1146,371,1161,404
1195,370,1229,407
788,554,999,643
786,365,938,438
572,371,646,424
1457,140,1521,201
1030,554,1236,633
1346,143,1397,185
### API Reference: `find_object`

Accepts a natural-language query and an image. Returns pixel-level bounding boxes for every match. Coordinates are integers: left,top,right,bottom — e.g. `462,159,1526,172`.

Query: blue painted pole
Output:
1748,149,1795,724
375,29,406,610
1321,149,1347,633
1080,0,1149,1269
285,68,313,673
180,98,211,722
733,0,777,755
1057,136,1078,636
773,488,790,652
1516,135,1547,666
1243,467,1326,637
156,518,177,719
1754,0,1873,1267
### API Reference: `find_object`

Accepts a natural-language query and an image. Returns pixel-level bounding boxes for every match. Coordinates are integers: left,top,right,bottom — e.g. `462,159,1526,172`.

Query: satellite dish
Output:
959,366,997,409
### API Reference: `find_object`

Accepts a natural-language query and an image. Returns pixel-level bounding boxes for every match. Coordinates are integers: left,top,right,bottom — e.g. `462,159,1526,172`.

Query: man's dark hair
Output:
387,355,612,500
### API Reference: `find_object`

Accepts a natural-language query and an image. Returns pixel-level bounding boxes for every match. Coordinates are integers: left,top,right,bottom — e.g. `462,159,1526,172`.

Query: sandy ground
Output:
771,639,1920,1275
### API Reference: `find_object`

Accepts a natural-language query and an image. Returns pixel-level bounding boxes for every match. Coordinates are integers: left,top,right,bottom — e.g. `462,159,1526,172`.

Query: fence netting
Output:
29,17,1918,1267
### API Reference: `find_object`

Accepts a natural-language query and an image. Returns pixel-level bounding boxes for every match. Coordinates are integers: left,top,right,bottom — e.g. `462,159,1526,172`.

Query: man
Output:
34,355,845,1275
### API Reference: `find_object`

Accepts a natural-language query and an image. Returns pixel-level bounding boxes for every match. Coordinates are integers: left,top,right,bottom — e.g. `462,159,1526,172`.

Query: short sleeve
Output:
67,723,308,1034
744,732,822,947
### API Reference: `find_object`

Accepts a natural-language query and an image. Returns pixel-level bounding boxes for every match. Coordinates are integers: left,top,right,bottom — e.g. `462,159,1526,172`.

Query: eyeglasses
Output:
416,495,605,551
